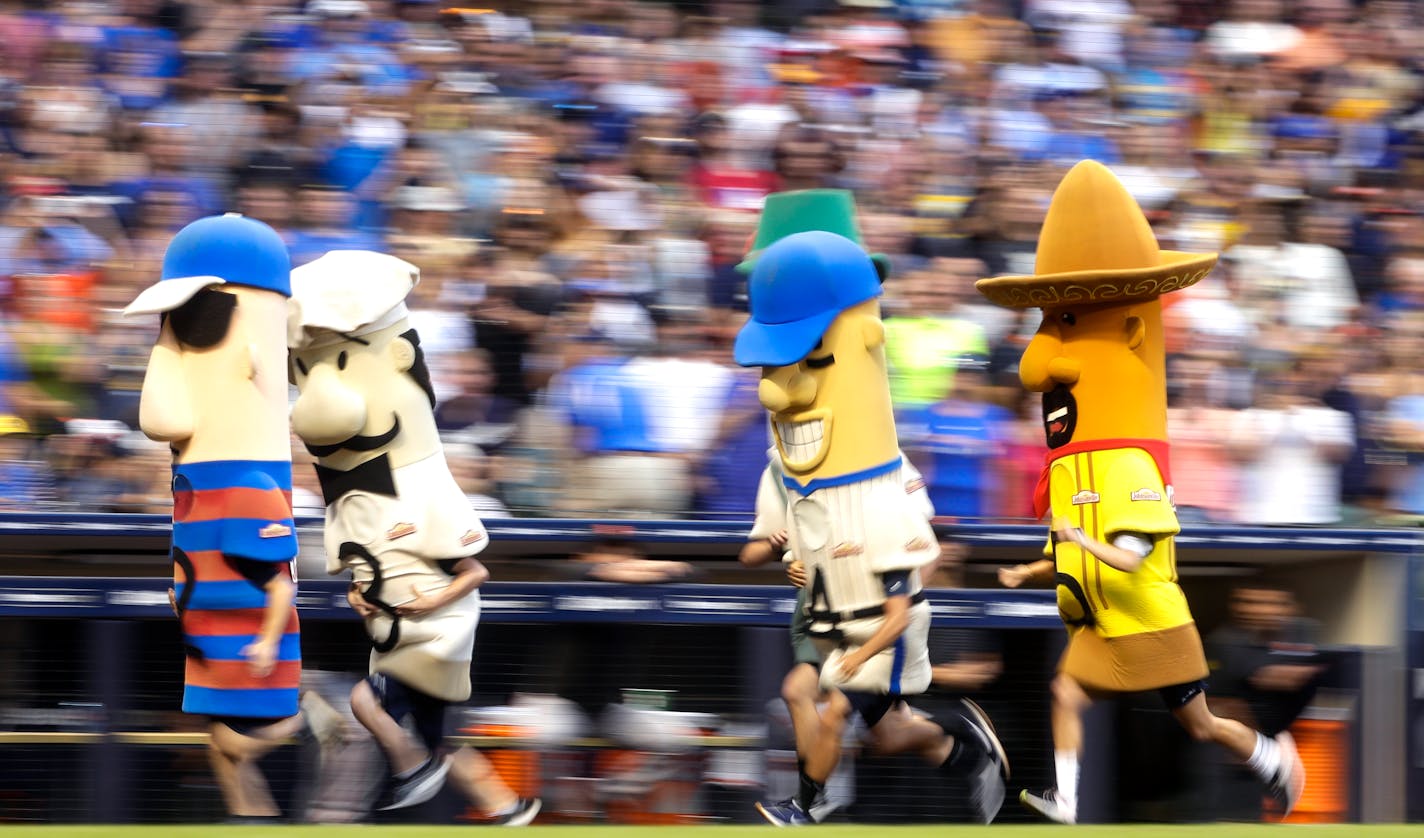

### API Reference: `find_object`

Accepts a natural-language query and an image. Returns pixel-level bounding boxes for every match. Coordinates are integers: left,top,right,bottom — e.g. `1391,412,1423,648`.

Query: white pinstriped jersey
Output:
750,455,938,618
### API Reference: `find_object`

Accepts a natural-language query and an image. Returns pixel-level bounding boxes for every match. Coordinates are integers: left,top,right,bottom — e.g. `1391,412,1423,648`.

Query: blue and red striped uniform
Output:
171,459,300,718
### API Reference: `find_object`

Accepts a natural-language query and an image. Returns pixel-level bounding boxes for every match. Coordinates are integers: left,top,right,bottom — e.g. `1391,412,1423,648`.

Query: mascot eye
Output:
294,357,308,376
1059,312,1077,326
337,351,348,370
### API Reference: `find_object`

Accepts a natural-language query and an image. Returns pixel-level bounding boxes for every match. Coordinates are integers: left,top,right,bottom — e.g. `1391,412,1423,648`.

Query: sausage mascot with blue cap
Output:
977,160,1306,823
737,215,1007,827
125,214,342,822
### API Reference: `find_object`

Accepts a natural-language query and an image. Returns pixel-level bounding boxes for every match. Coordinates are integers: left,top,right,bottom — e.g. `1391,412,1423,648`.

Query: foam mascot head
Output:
126,213,295,465
287,250,487,703
734,193,899,490
976,160,1217,458
124,213,300,721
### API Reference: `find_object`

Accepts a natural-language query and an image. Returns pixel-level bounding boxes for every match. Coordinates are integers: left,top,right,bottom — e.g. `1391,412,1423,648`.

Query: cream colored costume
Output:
323,452,489,702
289,250,490,703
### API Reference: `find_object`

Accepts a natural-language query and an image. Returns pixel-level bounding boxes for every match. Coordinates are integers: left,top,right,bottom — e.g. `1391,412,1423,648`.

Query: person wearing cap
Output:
287,250,539,824
123,214,343,822
976,160,1306,824
735,217,1007,827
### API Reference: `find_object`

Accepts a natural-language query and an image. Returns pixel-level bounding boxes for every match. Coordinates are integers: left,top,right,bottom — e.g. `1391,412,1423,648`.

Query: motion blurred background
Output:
0,0,1421,828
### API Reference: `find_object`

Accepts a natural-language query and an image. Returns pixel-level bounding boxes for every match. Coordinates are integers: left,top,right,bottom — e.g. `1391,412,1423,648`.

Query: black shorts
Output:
367,673,450,753
1157,679,1207,710
210,714,292,737
843,691,898,728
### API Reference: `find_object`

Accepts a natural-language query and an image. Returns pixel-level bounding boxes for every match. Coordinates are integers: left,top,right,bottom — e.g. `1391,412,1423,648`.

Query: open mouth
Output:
1041,385,1077,449
774,413,830,473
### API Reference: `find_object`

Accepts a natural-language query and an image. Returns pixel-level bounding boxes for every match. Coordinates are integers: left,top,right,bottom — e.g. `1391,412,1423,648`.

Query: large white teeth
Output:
777,418,824,463
1046,407,1069,422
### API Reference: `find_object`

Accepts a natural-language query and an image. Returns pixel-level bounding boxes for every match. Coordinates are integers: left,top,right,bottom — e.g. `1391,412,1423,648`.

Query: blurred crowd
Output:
0,0,1423,525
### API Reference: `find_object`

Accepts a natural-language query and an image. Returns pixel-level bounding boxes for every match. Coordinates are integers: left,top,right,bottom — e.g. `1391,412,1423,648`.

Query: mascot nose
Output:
291,363,368,445
759,373,817,413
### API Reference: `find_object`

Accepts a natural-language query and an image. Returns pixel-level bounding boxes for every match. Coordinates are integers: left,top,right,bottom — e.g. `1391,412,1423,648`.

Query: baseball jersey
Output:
752,456,936,622
171,459,300,719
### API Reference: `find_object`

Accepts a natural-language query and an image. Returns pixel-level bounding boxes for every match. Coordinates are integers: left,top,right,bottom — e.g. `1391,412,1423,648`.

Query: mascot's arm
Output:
1052,516,1152,573
394,556,489,616
243,566,294,678
835,590,910,679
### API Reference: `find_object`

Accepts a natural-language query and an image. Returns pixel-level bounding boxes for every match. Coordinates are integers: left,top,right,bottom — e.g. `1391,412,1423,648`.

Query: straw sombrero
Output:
975,160,1217,309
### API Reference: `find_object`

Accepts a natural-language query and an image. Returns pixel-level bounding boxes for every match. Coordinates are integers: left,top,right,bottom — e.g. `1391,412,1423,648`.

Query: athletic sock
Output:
796,770,825,811
1245,732,1282,784
1054,750,1079,817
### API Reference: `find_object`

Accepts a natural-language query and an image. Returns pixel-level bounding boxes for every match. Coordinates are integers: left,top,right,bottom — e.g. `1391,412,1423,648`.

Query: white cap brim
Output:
123,275,227,317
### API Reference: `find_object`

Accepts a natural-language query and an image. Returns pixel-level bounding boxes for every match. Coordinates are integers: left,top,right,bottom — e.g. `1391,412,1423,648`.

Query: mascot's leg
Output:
209,716,303,818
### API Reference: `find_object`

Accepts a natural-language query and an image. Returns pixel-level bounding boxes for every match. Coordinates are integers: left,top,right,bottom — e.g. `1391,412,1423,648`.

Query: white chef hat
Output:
287,250,420,351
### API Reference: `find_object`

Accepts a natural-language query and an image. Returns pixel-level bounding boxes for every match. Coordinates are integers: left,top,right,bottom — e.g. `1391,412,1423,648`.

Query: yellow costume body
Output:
1045,447,1207,692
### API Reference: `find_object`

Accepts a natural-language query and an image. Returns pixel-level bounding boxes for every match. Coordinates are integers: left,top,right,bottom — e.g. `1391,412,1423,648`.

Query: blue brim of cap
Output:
733,308,840,367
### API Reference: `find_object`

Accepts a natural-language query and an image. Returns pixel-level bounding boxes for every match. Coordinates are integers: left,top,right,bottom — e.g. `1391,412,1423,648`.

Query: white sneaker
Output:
1269,731,1306,819
1020,788,1076,824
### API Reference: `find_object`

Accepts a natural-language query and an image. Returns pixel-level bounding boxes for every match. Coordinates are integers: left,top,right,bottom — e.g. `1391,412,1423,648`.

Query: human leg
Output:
1022,672,1094,824
350,674,453,811
208,717,303,817
349,676,428,775
755,687,852,826
447,746,542,826
1170,690,1304,816
781,662,823,764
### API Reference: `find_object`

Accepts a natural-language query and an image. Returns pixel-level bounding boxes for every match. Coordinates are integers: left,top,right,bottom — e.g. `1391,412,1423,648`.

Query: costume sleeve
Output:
747,465,788,541
900,452,934,521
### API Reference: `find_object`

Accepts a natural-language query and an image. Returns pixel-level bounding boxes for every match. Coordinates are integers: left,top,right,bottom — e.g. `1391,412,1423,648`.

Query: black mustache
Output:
304,415,402,458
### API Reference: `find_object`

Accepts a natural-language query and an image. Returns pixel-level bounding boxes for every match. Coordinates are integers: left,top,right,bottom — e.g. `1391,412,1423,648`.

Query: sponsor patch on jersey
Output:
1130,488,1162,502
905,537,931,552
831,541,863,558
259,522,291,538
460,529,486,547
1071,489,1101,505
386,522,417,540
905,477,926,494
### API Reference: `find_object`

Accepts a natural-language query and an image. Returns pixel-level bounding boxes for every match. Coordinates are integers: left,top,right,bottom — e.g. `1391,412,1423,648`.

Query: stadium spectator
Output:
0,0,1414,526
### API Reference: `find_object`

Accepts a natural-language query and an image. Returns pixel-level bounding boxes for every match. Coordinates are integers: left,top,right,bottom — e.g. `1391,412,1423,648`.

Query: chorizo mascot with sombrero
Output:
978,161,1305,823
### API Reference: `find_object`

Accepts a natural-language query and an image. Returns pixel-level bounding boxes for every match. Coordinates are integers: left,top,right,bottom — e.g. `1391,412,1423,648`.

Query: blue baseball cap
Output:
733,230,881,368
124,214,292,316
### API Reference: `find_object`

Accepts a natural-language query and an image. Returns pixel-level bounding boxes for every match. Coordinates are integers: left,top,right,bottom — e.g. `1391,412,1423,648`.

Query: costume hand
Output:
998,564,1034,588
786,559,807,588
767,529,789,549
395,591,445,617
347,585,379,618
242,637,278,678
835,653,864,680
